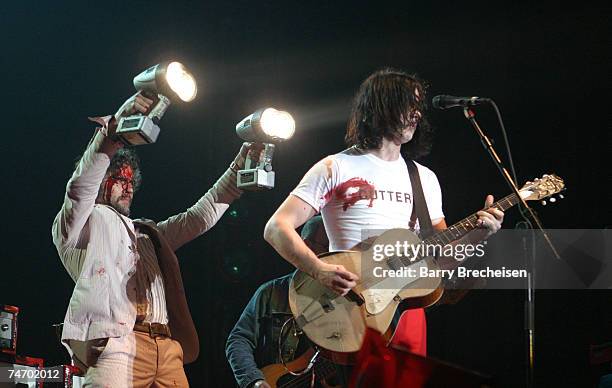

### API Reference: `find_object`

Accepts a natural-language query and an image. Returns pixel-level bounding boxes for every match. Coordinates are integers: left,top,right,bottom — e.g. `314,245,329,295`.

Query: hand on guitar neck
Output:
437,194,504,270
471,194,505,240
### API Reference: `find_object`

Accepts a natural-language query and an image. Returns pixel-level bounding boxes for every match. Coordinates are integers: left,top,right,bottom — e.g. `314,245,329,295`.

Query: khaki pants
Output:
71,331,188,387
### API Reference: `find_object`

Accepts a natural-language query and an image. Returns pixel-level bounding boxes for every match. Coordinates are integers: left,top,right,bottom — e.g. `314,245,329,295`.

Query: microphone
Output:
432,95,491,110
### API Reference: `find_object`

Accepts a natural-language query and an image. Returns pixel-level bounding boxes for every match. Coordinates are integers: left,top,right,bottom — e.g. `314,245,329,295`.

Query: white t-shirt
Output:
291,147,444,251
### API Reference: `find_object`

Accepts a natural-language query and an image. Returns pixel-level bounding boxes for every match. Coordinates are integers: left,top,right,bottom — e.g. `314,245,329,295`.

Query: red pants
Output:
389,308,427,356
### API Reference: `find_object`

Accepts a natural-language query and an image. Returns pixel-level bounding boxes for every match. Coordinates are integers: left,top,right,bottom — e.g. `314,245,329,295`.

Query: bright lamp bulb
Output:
165,61,197,102
260,108,295,140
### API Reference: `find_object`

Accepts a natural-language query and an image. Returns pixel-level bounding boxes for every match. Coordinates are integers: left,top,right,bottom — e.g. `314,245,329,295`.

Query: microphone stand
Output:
462,107,561,388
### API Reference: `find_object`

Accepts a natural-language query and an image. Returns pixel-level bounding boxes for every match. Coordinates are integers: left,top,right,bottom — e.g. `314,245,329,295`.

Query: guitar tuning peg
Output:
559,194,564,199
541,200,547,206
549,197,557,203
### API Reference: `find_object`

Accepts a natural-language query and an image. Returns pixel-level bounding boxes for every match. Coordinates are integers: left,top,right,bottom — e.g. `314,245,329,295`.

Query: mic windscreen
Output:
432,95,448,110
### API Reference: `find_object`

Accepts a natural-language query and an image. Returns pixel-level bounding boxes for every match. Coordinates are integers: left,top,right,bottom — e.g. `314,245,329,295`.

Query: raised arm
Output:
52,127,115,250
157,144,249,251
51,93,152,278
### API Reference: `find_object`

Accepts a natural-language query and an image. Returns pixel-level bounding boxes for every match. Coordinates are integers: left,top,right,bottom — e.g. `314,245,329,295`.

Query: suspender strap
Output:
406,159,434,238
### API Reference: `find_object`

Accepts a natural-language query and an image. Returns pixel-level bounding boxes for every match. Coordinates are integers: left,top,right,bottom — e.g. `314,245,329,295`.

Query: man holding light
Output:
52,92,250,387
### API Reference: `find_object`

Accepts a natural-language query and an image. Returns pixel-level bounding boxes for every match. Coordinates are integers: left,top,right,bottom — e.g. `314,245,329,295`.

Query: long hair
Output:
345,68,433,159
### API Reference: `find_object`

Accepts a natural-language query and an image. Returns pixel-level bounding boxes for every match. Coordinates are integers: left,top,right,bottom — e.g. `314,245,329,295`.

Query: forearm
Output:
52,128,113,247
159,167,243,250
226,337,265,388
264,218,321,277
90,115,124,158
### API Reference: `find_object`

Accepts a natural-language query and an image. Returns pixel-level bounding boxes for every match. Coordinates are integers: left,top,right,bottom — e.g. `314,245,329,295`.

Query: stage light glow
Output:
260,108,295,140
165,62,197,102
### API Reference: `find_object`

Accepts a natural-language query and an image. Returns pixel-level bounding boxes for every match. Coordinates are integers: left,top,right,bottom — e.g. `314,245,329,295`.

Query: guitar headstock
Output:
519,174,565,202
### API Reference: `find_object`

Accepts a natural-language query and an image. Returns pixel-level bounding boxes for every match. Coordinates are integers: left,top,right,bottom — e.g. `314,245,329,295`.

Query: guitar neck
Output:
423,193,519,245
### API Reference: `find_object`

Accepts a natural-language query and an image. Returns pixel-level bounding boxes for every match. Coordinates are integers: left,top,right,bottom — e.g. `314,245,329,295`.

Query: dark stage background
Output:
1,1,609,387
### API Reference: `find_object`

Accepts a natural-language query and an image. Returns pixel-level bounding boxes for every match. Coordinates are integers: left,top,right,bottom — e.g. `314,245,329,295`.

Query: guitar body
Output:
289,228,443,354
261,347,340,388
261,348,313,388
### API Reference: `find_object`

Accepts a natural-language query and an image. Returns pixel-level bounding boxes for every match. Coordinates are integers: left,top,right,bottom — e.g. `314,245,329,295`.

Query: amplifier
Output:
0,306,18,357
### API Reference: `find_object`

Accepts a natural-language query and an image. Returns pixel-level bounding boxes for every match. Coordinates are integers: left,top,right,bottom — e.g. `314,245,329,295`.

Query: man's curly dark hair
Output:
345,68,434,160
108,148,142,191
74,147,142,191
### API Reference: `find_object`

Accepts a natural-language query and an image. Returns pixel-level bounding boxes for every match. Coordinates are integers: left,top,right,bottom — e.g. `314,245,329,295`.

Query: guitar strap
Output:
405,159,434,238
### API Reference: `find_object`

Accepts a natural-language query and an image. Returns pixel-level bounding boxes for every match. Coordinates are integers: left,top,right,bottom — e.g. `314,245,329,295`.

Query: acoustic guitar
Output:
289,174,565,353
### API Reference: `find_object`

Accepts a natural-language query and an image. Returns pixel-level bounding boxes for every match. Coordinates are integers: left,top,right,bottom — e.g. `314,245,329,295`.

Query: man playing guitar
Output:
263,68,504,367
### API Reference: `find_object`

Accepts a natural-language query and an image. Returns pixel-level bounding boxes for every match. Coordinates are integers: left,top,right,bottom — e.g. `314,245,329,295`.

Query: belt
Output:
133,322,172,338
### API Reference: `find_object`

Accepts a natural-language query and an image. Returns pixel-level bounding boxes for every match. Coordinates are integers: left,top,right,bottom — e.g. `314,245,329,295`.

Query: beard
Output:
111,196,132,217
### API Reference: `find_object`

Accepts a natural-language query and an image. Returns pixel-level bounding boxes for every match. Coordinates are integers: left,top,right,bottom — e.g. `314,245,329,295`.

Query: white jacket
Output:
52,128,241,351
